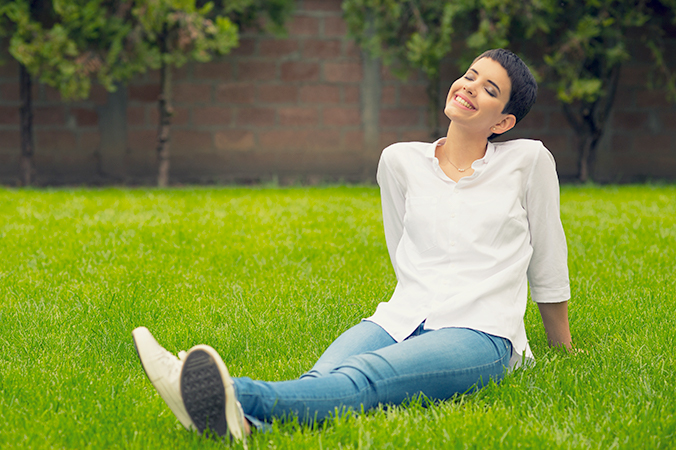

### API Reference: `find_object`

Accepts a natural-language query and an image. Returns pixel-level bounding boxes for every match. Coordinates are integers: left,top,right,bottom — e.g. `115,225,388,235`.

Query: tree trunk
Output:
20,64,34,186
156,59,172,187
565,105,603,184
426,75,440,139
567,107,608,183
563,64,621,183
577,134,595,183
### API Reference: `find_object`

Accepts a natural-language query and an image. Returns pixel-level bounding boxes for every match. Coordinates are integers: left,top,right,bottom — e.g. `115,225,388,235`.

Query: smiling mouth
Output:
455,95,475,110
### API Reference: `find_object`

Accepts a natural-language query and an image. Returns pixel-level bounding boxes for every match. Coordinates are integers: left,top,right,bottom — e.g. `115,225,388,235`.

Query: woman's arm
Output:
377,146,407,279
525,145,573,351
537,301,572,350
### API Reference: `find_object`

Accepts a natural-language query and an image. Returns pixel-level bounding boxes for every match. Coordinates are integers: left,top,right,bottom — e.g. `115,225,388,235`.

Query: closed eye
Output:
468,67,503,96
464,74,497,97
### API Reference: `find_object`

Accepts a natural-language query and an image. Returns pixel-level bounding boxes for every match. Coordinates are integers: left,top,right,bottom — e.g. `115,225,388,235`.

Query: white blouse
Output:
367,138,571,369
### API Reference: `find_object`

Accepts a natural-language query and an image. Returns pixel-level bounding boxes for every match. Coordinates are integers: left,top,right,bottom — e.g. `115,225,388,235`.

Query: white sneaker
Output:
180,345,248,447
132,326,195,430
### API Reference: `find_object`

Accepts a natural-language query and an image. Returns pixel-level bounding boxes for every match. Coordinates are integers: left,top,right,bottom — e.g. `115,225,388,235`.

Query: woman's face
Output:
444,57,514,136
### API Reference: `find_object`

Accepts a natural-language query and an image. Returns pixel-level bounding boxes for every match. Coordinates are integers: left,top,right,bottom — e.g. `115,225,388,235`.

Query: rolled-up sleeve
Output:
524,144,571,303
377,146,407,279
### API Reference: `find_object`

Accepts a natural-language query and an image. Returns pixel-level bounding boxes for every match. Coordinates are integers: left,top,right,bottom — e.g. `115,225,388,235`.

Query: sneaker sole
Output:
180,345,244,441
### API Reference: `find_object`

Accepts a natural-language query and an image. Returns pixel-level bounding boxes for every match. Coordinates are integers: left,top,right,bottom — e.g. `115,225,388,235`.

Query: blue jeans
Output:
233,320,511,426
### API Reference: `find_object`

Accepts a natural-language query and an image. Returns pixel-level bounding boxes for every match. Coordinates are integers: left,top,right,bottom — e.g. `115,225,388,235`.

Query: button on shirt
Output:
367,138,570,369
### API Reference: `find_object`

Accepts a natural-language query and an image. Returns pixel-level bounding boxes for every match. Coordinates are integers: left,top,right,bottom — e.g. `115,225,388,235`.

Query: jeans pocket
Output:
504,338,512,358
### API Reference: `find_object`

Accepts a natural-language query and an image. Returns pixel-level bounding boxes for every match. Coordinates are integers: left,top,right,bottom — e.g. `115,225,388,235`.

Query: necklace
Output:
442,150,471,172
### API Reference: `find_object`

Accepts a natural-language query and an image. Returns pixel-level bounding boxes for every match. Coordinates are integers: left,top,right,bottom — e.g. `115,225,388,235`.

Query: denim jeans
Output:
233,320,512,426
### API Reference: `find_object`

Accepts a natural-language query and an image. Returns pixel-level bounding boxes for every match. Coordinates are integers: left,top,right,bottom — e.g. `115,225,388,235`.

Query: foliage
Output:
204,0,295,35
342,0,545,82
341,0,549,136
125,0,243,187
0,0,295,98
0,1,293,186
123,0,293,187
343,0,676,181
127,0,239,71
0,1,144,186
0,0,141,100
0,1,255,99
124,0,295,74
541,0,676,104
535,0,676,181
343,0,676,106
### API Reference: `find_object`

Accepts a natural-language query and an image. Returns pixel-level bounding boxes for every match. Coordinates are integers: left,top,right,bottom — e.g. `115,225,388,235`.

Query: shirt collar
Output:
427,138,496,165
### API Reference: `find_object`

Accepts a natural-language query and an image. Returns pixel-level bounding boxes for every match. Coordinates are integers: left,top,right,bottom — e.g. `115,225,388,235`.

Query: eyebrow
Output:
469,68,502,94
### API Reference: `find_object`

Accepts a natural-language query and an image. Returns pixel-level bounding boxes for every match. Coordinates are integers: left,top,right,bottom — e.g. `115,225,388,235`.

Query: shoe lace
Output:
157,349,187,382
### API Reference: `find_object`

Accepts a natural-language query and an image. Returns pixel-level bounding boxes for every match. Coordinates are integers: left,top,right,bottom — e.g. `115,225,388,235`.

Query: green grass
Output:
1,185,674,449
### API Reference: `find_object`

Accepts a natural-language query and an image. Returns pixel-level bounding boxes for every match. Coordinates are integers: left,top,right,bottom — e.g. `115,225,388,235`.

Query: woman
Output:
132,49,572,444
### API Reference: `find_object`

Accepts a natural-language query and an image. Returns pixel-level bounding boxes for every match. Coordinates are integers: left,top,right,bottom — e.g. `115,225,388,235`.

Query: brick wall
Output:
1,0,675,185
0,64,109,184
497,64,676,183
122,0,393,184
437,39,676,183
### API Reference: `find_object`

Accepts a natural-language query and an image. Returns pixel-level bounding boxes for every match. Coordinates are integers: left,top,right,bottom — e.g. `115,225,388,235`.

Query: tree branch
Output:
408,1,428,35
598,63,621,129
561,102,583,131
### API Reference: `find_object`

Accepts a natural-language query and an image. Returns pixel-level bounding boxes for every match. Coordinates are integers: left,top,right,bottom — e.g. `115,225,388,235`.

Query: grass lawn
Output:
1,184,675,449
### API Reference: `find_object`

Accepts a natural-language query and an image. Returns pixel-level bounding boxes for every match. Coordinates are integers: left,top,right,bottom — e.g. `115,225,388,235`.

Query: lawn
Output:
1,185,674,449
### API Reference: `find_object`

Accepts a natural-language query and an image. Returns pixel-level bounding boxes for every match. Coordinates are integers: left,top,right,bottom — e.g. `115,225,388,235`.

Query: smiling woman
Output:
439,50,537,180
132,49,573,446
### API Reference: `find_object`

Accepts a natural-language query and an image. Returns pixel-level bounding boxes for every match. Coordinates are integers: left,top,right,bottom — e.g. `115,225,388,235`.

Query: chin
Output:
444,108,464,122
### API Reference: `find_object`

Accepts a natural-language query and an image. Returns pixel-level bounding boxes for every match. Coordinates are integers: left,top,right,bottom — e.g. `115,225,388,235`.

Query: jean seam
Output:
327,337,510,396
240,357,508,405
247,360,507,407
238,388,370,405
375,357,507,386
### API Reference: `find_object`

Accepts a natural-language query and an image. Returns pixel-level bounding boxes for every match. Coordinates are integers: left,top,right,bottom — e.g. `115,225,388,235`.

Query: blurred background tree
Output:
0,0,140,186
101,0,295,187
0,0,295,187
342,0,547,139
343,0,676,182
205,0,294,34
536,0,676,182
133,0,295,187
3,1,674,185
125,0,240,187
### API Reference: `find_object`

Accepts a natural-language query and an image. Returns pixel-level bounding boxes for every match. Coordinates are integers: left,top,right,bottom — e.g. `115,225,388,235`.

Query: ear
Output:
491,114,517,135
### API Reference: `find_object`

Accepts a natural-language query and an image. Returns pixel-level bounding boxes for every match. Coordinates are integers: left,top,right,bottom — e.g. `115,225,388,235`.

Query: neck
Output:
441,122,489,166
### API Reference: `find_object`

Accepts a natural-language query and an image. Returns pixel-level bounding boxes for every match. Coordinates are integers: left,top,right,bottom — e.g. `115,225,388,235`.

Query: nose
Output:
463,83,475,96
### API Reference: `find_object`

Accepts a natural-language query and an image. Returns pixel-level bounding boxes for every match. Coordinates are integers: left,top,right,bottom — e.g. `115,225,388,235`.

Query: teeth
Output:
455,96,474,109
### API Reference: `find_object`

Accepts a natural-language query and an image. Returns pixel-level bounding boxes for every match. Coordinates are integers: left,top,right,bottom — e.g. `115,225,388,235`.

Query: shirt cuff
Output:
530,285,571,303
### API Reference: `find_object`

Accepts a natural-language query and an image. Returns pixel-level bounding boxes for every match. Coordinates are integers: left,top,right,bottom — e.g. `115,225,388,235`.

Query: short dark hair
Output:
474,49,537,140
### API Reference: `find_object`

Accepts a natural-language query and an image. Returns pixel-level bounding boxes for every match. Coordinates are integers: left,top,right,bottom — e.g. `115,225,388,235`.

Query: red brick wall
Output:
1,0,675,185
438,43,676,183
496,66,676,183
0,63,109,183
120,0,433,184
